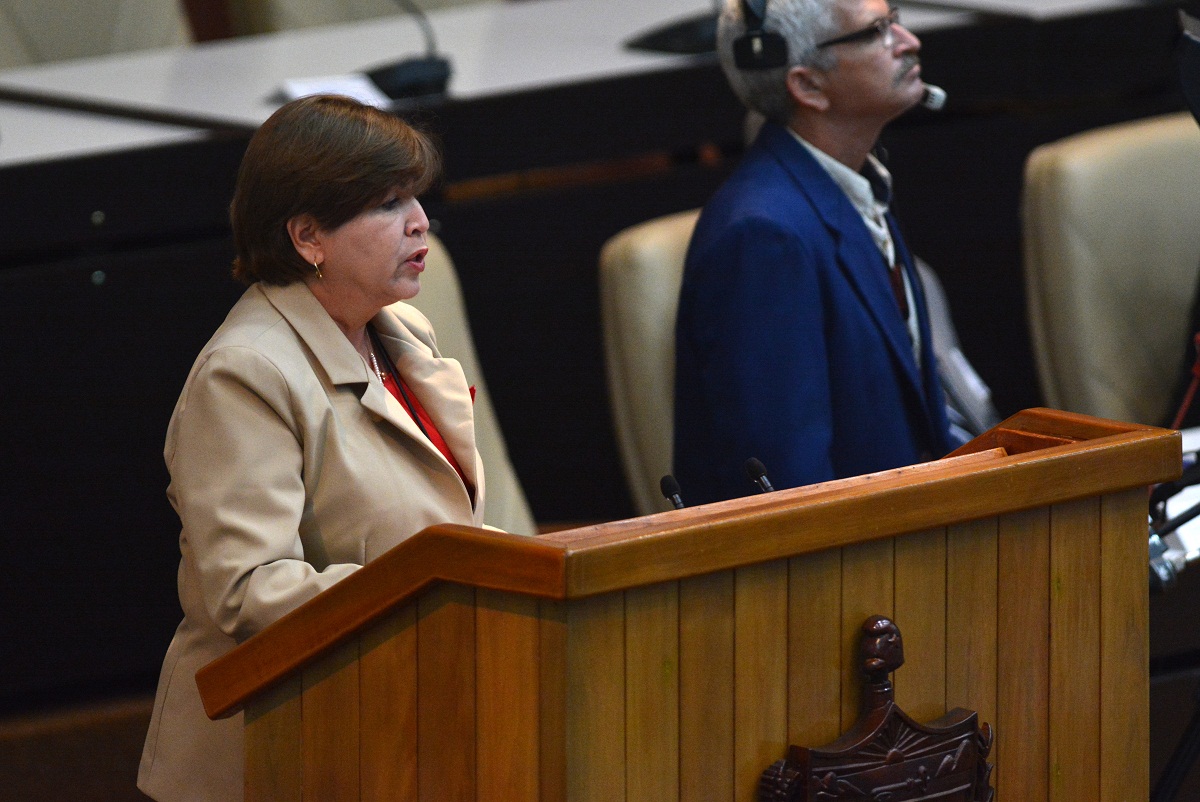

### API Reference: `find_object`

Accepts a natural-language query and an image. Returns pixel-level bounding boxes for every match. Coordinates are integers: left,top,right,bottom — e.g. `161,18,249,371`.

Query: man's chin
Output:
899,76,927,109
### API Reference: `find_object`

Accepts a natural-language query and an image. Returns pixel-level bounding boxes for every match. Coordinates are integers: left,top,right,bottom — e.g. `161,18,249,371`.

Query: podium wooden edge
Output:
541,410,1178,596
196,525,570,720
195,408,1180,721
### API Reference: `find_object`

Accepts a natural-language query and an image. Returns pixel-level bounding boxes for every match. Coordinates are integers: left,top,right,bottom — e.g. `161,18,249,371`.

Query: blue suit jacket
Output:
673,122,955,504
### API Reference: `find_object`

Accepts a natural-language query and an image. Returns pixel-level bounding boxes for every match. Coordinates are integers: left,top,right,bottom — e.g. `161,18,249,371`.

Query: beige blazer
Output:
138,280,486,802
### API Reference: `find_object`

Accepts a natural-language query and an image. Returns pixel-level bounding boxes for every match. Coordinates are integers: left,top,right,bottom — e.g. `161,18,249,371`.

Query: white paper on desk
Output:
916,0,1140,21
279,74,392,108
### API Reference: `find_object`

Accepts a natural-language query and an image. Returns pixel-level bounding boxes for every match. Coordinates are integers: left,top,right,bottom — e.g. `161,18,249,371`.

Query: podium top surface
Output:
195,408,1179,719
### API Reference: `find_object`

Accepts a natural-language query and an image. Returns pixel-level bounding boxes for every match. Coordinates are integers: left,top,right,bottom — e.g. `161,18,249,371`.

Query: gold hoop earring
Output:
313,261,323,279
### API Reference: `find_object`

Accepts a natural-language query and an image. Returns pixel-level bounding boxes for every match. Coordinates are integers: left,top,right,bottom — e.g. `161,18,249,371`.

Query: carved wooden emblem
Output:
758,615,993,802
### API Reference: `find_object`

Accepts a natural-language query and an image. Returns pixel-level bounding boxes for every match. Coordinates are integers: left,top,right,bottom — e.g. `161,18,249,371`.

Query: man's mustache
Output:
895,54,920,85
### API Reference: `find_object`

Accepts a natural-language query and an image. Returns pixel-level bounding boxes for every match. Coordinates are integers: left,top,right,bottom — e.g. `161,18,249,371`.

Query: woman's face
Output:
313,191,430,311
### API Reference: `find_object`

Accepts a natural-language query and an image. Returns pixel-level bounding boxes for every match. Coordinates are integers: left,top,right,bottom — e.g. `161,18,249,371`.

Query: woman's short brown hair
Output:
230,94,441,285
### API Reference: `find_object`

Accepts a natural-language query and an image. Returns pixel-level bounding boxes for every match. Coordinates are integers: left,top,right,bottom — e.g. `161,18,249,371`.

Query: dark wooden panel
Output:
0,237,243,711
409,59,744,183
0,136,244,267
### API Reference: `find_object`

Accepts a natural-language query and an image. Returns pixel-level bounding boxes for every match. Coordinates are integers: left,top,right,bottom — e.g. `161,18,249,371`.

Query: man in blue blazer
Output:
674,0,958,504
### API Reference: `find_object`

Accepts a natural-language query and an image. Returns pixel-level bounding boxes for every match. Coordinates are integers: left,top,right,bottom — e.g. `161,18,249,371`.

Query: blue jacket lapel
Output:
759,124,927,403
889,219,953,448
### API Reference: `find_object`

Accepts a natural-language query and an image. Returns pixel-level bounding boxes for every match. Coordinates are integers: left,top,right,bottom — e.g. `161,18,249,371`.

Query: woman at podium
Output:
137,95,489,802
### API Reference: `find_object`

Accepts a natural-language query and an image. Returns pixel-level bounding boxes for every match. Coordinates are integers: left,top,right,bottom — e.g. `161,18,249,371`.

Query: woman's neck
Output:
306,277,374,361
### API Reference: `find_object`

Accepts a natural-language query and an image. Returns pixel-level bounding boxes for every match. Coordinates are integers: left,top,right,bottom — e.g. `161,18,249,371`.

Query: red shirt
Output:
381,372,474,500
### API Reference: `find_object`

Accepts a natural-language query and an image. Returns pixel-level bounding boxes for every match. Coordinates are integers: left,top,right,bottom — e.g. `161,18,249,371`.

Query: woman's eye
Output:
380,198,401,210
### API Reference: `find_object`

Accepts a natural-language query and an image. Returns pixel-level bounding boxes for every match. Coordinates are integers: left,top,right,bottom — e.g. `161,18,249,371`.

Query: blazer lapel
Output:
372,308,481,494
358,382,445,463
261,281,372,385
761,125,926,397
260,282,456,470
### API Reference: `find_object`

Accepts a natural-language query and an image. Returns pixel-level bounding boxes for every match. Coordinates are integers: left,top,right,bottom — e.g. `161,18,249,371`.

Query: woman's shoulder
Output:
187,285,306,381
205,284,282,343
208,283,339,357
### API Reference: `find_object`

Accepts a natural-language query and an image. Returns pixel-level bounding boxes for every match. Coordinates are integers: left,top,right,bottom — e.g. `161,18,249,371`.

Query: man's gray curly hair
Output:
716,0,843,124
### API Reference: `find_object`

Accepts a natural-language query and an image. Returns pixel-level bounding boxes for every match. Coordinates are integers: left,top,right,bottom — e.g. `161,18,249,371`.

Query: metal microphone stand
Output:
1150,476,1200,802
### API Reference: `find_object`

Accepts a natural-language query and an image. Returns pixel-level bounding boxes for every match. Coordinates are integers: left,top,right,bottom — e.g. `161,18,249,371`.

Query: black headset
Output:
732,0,789,69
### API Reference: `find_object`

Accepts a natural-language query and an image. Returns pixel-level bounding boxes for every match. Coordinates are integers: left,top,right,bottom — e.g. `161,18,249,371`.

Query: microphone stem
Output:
1154,496,1200,538
394,0,438,57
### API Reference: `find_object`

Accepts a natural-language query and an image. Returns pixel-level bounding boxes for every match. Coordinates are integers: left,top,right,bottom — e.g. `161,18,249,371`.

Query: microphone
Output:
1148,480,1200,594
921,83,947,111
745,458,775,493
660,475,686,510
365,0,452,100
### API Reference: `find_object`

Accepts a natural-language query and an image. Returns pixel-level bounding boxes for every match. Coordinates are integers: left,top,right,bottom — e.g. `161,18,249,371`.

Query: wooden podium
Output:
196,409,1180,801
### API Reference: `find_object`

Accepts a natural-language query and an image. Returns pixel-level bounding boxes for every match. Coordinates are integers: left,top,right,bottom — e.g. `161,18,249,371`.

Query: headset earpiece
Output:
732,0,788,69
